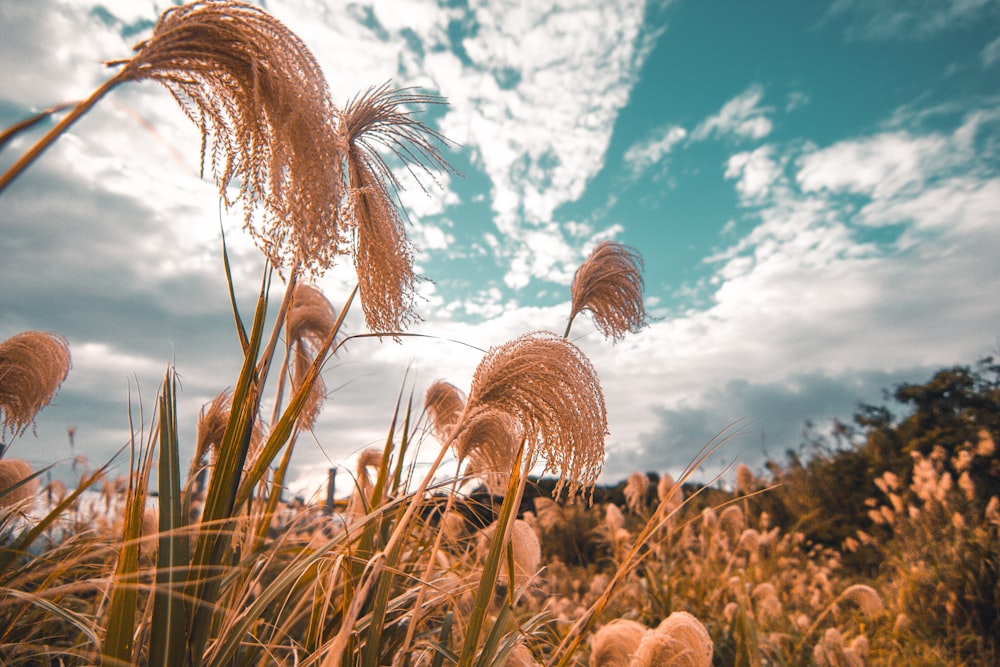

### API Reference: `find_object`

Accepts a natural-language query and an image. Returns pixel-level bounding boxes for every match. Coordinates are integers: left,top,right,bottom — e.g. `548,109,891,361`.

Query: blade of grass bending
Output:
390,389,415,496
220,222,249,354
2,587,102,647
474,601,515,667
252,432,296,550
149,367,189,667
0,101,78,151
321,554,386,667
458,443,527,667
103,409,156,666
0,73,125,196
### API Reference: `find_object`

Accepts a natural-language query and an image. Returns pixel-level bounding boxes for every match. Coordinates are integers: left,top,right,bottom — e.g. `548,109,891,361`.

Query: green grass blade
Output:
234,286,357,510
429,612,456,667
457,445,526,667
220,223,249,353
149,367,190,667
103,412,156,665
186,270,271,665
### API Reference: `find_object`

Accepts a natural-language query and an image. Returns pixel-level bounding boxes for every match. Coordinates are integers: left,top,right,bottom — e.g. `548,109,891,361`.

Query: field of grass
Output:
1,2,998,665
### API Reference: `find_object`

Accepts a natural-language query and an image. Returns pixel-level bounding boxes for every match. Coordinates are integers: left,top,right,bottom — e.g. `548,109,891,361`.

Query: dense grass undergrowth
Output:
1,2,997,665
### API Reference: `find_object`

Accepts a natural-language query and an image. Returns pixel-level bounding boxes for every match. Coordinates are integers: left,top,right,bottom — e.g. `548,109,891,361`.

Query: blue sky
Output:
2,0,999,498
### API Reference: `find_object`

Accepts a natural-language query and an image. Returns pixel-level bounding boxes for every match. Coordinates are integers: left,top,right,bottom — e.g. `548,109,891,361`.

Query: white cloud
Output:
796,131,960,199
692,84,773,142
982,34,1000,67
724,145,783,203
623,124,687,178
826,0,999,41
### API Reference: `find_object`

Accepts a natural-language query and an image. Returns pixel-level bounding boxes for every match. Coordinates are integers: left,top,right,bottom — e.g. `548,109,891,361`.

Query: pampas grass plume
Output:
285,282,337,429
624,471,649,514
0,331,71,438
0,459,37,511
567,241,646,342
840,583,884,618
460,331,607,500
648,611,713,667
113,0,346,275
424,379,466,444
589,619,648,667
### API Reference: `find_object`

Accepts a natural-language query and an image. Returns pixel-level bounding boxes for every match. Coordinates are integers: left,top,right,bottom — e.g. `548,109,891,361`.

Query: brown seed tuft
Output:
651,611,714,667
285,283,336,429
0,331,71,439
193,390,264,474
459,410,522,493
568,241,646,342
459,331,608,501
114,1,347,275
0,459,37,511
589,619,648,667
338,84,454,334
424,379,466,445
840,583,884,618
624,471,649,514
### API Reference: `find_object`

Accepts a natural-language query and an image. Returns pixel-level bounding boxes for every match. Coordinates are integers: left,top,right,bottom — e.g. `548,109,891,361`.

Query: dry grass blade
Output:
339,84,454,334
285,283,337,430
459,331,607,501
567,241,646,342
0,331,71,439
112,0,345,275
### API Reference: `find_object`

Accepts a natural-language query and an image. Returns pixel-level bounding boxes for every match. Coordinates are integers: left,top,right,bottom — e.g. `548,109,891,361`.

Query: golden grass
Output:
567,241,646,341
0,331,71,439
113,0,346,276
457,331,608,501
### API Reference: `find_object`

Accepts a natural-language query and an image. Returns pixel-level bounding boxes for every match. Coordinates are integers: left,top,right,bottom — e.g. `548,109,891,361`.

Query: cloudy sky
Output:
2,0,998,499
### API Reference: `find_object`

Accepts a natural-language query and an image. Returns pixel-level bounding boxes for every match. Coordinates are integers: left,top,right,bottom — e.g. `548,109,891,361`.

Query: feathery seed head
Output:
424,379,466,444
116,1,347,275
338,84,454,334
459,331,607,501
194,390,264,470
589,619,648,667
477,519,541,590
459,410,522,492
624,471,649,513
651,611,714,667
285,283,337,429
735,462,755,495
569,241,646,342
0,459,37,511
840,584,884,618
0,331,71,439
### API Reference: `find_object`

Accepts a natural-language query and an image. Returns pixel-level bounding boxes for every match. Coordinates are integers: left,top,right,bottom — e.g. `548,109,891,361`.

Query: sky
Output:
1,0,999,500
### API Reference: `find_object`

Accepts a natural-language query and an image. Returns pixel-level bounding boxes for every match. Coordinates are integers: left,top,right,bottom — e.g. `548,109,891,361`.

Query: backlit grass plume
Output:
0,331,71,439
424,379,466,444
459,410,522,492
338,84,454,334
284,283,337,430
458,330,607,500
566,241,646,342
111,0,346,275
